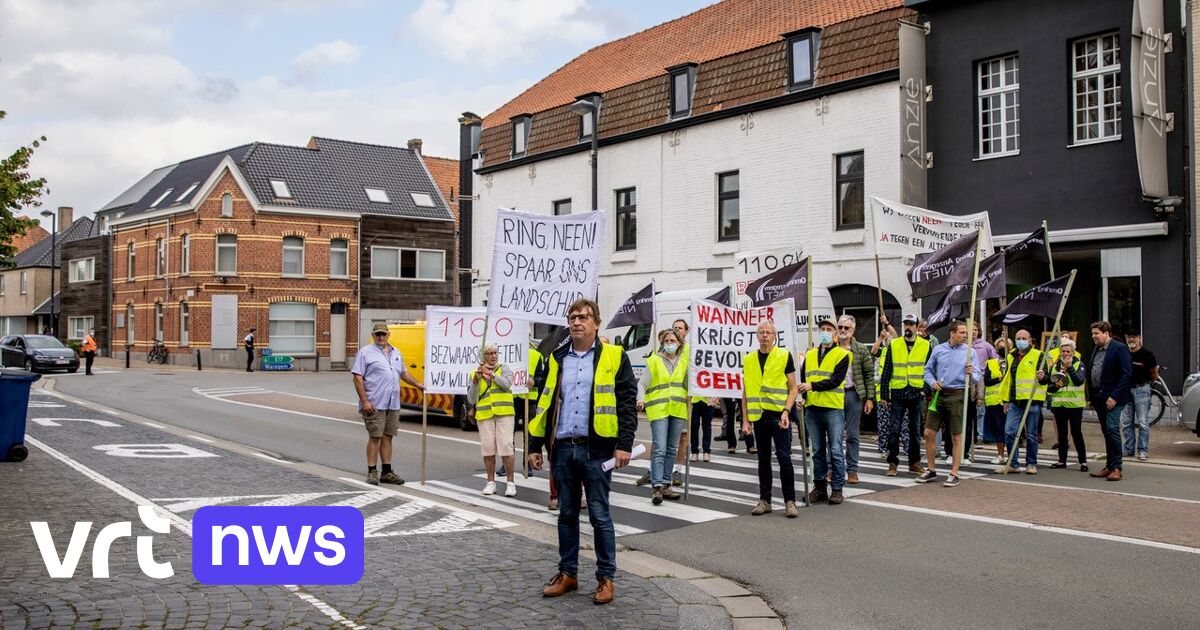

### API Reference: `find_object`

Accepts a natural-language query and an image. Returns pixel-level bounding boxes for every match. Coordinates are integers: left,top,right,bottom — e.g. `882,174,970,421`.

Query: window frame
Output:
179,301,189,347
716,171,740,242
268,302,317,356
409,192,436,208
976,53,1021,158
154,237,165,278
1070,32,1122,146
20,271,27,295
0,273,5,296
149,188,174,208
615,187,637,252
834,151,866,231
786,31,819,91
369,246,446,282
180,234,190,276
329,238,349,279
176,182,199,202
67,316,94,341
552,199,572,216
127,242,135,281
511,115,531,157
221,192,233,217
365,187,390,203
282,236,305,278
269,179,292,199
69,257,96,283
154,302,164,343
215,234,238,276
579,109,594,141
668,64,697,118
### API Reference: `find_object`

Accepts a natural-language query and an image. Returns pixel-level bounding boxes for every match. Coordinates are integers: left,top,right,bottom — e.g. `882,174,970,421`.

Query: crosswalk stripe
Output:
420,479,646,536
477,473,734,524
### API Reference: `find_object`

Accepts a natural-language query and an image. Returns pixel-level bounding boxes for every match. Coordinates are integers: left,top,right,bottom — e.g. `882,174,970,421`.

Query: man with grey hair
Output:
836,314,875,484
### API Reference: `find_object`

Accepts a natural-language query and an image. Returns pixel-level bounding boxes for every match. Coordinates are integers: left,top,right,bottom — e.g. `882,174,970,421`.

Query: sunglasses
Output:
837,325,853,331
373,331,388,337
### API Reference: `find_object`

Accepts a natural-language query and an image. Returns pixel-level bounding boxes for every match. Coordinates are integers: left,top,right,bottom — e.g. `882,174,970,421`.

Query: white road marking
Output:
329,491,392,510
362,502,430,534
337,477,516,530
252,492,340,507
186,435,214,443
417,479,644,536
854,497,1200,555
507,474,733,523
979,476,1200,505
1173,440,1200,445
141,421,165,428
252,452,294,464
103,409,123,416
27,401,65,408
24,436,367,629
30,417,121,428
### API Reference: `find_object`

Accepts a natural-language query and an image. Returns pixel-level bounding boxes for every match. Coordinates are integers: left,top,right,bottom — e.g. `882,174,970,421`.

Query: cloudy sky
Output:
1,0,711,229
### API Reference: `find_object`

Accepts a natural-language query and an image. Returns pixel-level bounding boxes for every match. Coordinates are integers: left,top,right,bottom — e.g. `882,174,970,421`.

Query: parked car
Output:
1180,372,1200,436
0,335,80,373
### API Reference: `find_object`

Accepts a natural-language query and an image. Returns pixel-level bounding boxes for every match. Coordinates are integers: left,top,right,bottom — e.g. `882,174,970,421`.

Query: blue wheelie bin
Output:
0,368,42,462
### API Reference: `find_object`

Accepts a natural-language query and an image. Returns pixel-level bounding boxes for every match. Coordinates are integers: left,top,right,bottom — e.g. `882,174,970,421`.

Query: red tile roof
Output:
422,155,460,221
6,223,49,255
483,0,903,127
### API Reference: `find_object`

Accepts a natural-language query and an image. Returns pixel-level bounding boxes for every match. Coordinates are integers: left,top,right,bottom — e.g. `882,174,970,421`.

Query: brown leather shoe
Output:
808,481,828,504
548,498,559,511
847,472,860,484
1089,468,1111,478
1106,469,1122,481
593,577,614,605
886,464,898,477
828,490,844,505
908,463,926,475
542,573,578,597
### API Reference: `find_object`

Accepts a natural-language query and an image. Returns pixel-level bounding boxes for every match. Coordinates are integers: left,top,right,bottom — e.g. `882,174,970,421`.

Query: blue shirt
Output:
351,343,406,411
924,341,982,390
556,346,595,439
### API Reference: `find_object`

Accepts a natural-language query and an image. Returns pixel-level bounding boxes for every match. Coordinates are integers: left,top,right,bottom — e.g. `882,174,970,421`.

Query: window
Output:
615,187,637,251
155,238,165,277
221,192,233,217
67,316,93,341
126,304,135,345
553,199,572,216
330,238,349,278
69,258,95,283
150,188,174,208
154,302,164,342
365,188,390,203
180,234,190,275
216,234,237,275
176,182,199,202
270,179,292,199
410,192,435,207
512,116,531,157
717,171,739,241
0,274,5,295
127,243,135,280
977,54,1020,157
282,236,305,277
269,302,316,355
579,109,594,140
706,268,724,283
1072,33,1121,144
787,32,819,90
370,247,445,281
835,151,865,230
669,65,697,117
20,271,27,294
180,301,189,346
101,216,110,234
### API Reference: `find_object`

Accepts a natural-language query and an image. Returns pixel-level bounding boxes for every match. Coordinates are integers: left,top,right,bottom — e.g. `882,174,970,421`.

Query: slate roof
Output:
113,145,254,221
99,165,174,212
32,291,59,316
12,217,96,269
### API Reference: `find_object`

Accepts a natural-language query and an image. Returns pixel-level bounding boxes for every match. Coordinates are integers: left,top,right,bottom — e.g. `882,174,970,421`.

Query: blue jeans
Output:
1004,401,1041,467
1121,384,1151,456
842,390,863,474
650,416,685,486
1098,400,1127,471
976,400,986,441
552,441,616,580
806,406,846,490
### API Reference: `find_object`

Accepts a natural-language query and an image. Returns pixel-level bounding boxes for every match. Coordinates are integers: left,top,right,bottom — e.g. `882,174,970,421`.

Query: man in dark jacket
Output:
527,298,637,605
1085,320,1133,481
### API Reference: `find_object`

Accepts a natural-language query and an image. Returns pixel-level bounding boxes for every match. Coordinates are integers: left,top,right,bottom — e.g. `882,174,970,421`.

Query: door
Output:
330,303,347,364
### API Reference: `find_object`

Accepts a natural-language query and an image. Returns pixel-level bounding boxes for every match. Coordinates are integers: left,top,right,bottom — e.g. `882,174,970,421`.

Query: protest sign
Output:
870,196,992,256
732,246,805,309
486,208,605,326
687,298,795,399
424,306,529,395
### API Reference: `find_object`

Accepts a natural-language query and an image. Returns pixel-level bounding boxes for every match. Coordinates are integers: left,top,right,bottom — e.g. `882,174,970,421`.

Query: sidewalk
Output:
0,384,782,629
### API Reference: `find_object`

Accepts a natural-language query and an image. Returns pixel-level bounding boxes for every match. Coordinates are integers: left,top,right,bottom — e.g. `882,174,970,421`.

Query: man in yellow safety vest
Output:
741,320,800,518
996,328,1050,474
878,314,931,477
801,317,852,505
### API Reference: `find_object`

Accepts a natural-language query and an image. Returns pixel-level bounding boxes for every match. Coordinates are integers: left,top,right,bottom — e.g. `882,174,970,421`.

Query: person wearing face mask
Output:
996,329,1050,474
637,329,687,505
878,314,931,477
981,344,1008,465
742,320,800,518
1121,332,1157,461
801,318,852,504
469,344,518,497
835,315,874,484
1047,337,1088,471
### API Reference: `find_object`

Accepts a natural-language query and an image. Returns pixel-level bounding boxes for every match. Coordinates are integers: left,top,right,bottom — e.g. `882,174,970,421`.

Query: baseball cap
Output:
902,313,919,324
371,322,390,334
817,316,837,328
1059,336,1075,347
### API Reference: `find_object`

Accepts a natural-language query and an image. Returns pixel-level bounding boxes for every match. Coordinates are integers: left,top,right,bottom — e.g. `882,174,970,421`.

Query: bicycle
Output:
1147,365,1179,426
146,340,168,365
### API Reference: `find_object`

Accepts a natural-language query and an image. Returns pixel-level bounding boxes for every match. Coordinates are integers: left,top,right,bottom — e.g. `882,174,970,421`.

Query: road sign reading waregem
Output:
259,349,293,371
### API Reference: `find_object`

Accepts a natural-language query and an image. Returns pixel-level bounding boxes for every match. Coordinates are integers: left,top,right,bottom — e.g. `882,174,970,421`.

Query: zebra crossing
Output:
421,446,1002,536
191,385,271,398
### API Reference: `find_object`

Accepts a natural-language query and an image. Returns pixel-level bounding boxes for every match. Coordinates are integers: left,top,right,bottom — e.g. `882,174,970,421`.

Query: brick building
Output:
105,137,456,370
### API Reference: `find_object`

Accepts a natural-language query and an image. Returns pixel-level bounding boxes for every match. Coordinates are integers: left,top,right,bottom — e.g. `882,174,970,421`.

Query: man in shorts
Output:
916,320,982,487
352,322,425,485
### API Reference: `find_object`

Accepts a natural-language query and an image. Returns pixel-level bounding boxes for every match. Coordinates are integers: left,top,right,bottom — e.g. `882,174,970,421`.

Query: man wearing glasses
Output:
352,322,424,486
836,315,875,485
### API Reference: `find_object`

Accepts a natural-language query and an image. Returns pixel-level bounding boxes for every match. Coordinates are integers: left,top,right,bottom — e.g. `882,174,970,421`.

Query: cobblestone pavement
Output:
0,389,712,629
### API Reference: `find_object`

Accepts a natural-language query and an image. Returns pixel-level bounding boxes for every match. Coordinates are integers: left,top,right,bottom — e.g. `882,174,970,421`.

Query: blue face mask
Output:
662,343,679,354
818,331,834,346
1015,339,1030,351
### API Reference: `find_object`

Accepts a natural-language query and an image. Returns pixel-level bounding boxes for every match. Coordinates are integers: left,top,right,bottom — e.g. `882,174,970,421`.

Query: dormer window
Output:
176,182,199,202
365,187,390,203
270,179,292,199
668,63,697,118
511,115,531,157
150,188,174,208
786,29,820,90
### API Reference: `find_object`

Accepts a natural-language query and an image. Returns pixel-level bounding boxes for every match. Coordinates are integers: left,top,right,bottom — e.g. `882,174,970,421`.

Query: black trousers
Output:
245,347,254,371
84,351,95,374
1053,406,1087,464
690,400,713,454
721,398,754,449
886,396,923,466
752,412,795,502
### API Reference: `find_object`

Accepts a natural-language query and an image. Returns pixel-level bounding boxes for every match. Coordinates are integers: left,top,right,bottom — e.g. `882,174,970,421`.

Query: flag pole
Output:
1003,270,1077,474
870,199,887,318
802,259,815,500
1043,220,1055,279
958,229,984,468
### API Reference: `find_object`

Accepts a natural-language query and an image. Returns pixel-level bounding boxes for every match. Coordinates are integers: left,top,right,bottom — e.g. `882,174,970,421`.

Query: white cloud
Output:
292,40,363,76
407,0,611,66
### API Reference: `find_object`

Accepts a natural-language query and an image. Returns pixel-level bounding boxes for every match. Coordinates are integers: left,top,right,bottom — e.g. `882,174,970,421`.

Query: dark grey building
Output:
908,0,1189,386
58,214,115,355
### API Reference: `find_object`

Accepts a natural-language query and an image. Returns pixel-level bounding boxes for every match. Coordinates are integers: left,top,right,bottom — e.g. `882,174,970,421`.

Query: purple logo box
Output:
192,506,364,585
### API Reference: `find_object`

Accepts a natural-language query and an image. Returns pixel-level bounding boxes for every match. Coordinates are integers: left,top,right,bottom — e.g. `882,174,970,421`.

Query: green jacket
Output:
843,339,876,400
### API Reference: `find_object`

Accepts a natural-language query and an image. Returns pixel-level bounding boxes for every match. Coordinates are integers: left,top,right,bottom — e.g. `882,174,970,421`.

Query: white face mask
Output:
818,331,834,346
662,343,679,354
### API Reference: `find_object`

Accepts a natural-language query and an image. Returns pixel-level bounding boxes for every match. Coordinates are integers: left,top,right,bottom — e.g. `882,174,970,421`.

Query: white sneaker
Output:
962,458,972,466
991,456,1004,465
690,453,699,462
482,481,497,495
504,482,517,497
1137,452,1148,461
702,453,711,462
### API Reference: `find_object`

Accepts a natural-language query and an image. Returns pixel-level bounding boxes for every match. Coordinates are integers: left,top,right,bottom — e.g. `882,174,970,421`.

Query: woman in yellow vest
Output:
981,348,1009,464
1047,337,1088,471
637,329,687,505
469,344,518,497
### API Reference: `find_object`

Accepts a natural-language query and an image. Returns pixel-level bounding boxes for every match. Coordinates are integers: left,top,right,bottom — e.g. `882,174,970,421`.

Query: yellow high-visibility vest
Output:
1001,349,1046,403
472,367,515,420
743,347,790,422
887,337,931,392
645,353,688,421
1047,348,1085,409
525,347,543,400
529,343,623,439
985,358,1004,406
805,346,851,409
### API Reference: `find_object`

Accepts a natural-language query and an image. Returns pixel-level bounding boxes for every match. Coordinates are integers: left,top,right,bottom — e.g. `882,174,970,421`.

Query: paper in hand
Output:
602,443,646,471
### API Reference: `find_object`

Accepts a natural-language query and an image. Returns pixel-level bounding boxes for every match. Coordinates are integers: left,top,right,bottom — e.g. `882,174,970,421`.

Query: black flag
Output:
908,231,981,299
606,282,655,329
745,259,809,309
947,251,1006,304
927,291,969,330
1003,226,1050,265
705,286,732,306
990,274,1072,324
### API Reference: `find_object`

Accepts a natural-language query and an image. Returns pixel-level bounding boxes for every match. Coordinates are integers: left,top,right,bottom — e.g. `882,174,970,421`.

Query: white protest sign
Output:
424,306,530,395
486,208,605,326
732,246,805,309
687,299,795,399
870,196,992,256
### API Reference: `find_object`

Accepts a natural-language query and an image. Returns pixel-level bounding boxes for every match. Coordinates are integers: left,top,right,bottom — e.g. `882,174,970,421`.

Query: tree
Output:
0,108,48,267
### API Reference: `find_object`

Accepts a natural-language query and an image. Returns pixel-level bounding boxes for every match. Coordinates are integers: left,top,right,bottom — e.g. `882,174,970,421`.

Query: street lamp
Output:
39,209,56,337
571,96,600,211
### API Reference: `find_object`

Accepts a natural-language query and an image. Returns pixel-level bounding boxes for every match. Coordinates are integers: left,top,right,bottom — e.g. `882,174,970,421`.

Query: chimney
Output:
407,138,423,154
57,206,73,231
